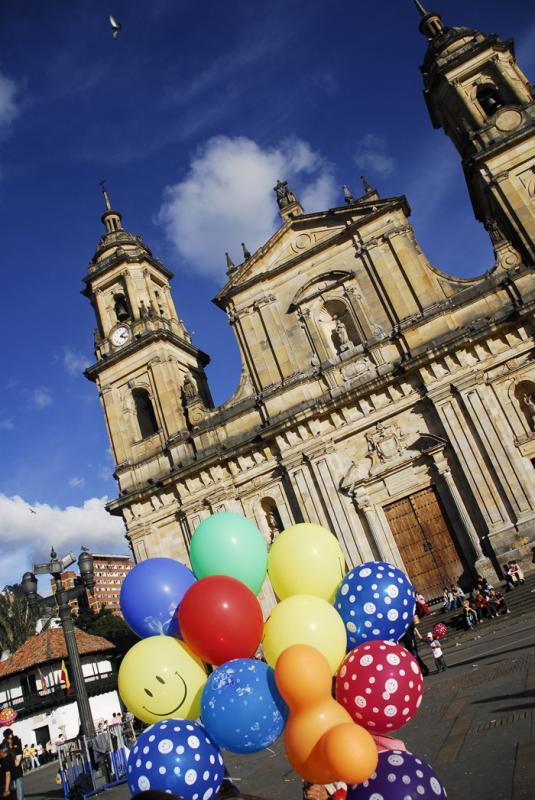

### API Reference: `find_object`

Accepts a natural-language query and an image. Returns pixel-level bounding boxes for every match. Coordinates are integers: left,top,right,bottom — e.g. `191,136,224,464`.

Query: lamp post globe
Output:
22,550,96,739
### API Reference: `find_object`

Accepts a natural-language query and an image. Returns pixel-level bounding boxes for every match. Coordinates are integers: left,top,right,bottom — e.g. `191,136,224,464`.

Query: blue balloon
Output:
334,561,415,650
120,558,196,638
201,658,288,753
127,720,224,800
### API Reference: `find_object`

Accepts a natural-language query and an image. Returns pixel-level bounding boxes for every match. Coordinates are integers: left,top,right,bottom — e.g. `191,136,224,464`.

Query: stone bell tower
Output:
83,186,212,561
415,1,535,264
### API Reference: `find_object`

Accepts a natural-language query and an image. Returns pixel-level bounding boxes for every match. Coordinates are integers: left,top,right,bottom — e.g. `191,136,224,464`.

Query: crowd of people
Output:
439,562,524,630
21,742,56,773
403,559,527,678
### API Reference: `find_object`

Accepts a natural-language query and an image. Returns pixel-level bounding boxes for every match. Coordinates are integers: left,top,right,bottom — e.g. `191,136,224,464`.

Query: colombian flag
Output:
60,660,71,695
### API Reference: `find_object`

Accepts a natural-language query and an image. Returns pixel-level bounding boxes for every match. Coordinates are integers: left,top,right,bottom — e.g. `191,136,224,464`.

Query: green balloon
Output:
189,512,267,595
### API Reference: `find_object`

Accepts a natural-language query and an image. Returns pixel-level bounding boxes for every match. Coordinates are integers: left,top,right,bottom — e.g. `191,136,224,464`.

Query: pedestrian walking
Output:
427,632,447,672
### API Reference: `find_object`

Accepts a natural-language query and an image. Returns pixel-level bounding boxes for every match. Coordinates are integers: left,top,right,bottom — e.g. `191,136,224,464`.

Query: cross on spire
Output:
412,0,428,17
99,179,112,212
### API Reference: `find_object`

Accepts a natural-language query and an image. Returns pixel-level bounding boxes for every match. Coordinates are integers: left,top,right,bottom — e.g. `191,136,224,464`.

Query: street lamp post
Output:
22,547,97,739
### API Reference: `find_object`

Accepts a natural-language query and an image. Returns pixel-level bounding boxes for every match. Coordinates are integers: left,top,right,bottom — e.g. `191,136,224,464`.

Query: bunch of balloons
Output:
117,511,446,798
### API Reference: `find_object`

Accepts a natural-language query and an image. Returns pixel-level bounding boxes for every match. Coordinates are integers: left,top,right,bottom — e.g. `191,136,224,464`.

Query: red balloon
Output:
335,641,423,735
433,623,447,639
178,575,263,665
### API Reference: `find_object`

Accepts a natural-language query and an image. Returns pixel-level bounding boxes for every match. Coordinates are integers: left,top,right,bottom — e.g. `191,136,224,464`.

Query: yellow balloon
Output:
262,595,347,674
118,636,207,724
268,523,346,602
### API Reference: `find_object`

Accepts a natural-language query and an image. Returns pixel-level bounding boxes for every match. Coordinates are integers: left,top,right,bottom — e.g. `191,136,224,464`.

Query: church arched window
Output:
476,83,504,117
114,293,130,322
133,388,159,439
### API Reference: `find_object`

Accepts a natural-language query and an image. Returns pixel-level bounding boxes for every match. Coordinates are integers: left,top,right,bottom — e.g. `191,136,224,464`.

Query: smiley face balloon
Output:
118,636,207,724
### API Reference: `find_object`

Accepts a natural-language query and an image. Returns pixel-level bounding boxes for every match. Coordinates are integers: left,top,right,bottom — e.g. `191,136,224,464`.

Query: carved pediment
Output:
291,270,355,308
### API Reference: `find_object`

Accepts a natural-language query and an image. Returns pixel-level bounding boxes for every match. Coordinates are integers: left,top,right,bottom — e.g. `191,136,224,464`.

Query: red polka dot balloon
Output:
433,623,447,639
335,641,423,734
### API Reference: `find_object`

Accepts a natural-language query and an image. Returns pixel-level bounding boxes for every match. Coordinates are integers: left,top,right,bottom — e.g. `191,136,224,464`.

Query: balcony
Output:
0,671,118,721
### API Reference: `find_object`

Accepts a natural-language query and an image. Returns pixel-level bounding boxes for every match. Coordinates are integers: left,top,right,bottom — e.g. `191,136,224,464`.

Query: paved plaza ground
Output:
22,584,535,800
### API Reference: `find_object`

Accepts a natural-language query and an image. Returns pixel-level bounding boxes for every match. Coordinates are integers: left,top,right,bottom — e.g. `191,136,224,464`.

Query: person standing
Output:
0,744,12,799
399,614,429,676
2,731,24,800
427,633,447,673
21,747,31,774
28,745,39,771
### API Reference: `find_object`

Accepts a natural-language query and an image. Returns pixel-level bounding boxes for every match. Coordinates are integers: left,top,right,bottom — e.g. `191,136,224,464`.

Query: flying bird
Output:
109,15,122,39
29,507,37,514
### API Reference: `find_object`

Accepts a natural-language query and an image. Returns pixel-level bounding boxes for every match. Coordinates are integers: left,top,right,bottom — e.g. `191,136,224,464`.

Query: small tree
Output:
75,606,132,640
0,584,39,654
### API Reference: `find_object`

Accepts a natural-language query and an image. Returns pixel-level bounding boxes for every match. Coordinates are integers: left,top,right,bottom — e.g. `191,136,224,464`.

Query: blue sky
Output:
0,0,534,587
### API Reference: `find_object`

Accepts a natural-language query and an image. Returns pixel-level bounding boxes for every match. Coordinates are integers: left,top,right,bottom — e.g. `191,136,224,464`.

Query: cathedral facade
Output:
83,7,535,604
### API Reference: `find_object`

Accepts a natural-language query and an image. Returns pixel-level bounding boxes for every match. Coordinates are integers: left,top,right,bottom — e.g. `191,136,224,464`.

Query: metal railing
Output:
57,720,135,799
0,672,118,720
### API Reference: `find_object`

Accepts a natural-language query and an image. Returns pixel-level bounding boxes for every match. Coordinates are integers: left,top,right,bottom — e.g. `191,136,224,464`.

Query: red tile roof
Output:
0,628,114,678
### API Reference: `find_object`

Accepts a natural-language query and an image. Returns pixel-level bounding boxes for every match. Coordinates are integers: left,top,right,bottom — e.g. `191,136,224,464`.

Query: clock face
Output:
111,325,130,347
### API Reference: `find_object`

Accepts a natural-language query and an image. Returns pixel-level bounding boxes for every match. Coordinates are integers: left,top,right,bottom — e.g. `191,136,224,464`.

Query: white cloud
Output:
0,72,18,137
64,349,91,376
158,136,337,279
30,387,53,409
0,494,126,589
0,418,14,431
354,134,396,178
68,476,86,489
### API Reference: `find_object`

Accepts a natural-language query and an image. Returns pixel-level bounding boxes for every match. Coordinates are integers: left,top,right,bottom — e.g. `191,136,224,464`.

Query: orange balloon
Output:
322,723,378,784
275,644,377,784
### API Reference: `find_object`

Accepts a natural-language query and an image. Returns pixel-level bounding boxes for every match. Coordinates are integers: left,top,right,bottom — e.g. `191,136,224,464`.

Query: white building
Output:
0,628,122,747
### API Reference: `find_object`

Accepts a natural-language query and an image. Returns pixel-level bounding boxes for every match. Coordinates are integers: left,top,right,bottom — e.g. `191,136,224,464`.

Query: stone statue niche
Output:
322,300,359,356
515,379,535,433
261,498,284,542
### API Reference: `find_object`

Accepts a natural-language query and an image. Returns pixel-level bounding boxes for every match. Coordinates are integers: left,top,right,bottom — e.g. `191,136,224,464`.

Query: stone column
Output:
143,268,159,313
353,491,393,563
296,307,323,366
284,459,330,528
121,270,139,320
432,454,492,573
94,289,111,336
430,388,512,534
305,452,362,567
457,382,535,523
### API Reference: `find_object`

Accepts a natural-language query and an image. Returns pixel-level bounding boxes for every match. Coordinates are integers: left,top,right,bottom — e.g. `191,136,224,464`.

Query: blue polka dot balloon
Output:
335,561,415,650
127,720,224,800
201,658,288,753
347,750,447,799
